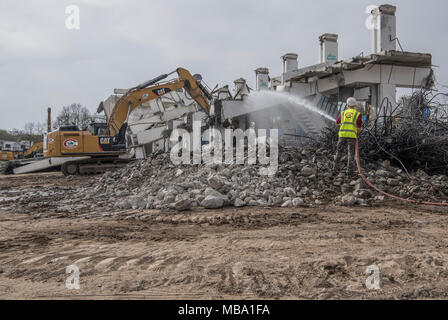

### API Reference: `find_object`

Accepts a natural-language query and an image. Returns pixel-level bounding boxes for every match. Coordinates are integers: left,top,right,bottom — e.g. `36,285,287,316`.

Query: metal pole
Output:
47,108,52,132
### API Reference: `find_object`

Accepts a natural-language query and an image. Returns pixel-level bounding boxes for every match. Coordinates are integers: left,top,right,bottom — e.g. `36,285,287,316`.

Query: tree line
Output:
1,103,105,143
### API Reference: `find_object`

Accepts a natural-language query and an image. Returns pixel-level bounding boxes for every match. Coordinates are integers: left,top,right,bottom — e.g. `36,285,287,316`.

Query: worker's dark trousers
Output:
333,137,356,175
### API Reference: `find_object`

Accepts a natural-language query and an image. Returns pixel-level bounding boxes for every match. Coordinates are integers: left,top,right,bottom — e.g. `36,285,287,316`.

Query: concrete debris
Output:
201,195,224,209
292,197,305,207
300,165,316,177
386,178,400,186
1,144,448,213
175,197,192,211
341,194,357,206
281,200,293,208
233,198,246,207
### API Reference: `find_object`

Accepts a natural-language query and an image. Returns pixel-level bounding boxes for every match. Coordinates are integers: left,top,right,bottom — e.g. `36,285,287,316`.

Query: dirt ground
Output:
1,173,448,299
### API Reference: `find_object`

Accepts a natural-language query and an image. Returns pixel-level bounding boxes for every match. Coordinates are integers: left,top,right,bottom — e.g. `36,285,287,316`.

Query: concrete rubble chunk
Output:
387,178,400,186
175,198,192,211
281,200,293,208
292,197,305,207
353,189,372,199
300,165,316,177
201,195,224,209
234,198,246,207
376,169,390,178
162,193,176,205
175,169,183,177
284,187,296,197
207,175,227,190
204,187,227,200
341,194,357,206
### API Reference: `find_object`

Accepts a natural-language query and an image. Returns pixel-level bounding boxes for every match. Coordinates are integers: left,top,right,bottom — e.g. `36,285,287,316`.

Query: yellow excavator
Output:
0,150,15,161
23,141,43,158
1,142,43,162
42,67,211,175
0,141,18,161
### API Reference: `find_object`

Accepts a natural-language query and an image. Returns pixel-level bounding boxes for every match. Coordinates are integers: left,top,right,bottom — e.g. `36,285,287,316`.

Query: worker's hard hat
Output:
347,97,358,107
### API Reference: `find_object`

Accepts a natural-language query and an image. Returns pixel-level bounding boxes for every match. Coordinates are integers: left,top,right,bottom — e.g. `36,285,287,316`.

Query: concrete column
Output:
254,68,270,90
281,53,298,73
319,33,338,63
371,4,397,53
217,85,231,100
233,78,250,97
371,83,396,119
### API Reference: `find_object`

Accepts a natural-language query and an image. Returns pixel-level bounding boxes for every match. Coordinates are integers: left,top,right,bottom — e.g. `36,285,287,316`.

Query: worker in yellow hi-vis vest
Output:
332,97,363,176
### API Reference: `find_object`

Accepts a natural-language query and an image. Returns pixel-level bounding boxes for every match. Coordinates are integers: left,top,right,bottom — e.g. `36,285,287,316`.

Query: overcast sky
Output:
1,0,447,130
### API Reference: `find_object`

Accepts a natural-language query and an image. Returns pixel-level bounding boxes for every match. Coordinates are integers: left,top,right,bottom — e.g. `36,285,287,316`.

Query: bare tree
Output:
35,122,46,135
23,122,37,145
53,103,93,130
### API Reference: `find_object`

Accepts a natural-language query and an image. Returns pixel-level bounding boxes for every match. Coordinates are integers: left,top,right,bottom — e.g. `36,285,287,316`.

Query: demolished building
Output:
98,4,433,158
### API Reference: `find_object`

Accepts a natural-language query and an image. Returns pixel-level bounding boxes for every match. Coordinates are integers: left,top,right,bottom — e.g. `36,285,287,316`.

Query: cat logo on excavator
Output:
100,137,110,144
153,88,171,96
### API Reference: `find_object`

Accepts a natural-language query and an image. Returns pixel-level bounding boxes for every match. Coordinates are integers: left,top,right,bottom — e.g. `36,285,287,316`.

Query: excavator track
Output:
61,157,132,176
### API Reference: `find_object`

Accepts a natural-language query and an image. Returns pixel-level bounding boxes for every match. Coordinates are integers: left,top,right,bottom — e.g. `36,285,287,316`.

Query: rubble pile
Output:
72,146,448,211
2,144,448,213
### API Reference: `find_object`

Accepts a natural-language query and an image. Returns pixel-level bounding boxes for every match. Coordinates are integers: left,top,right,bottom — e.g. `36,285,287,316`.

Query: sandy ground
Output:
1,173,448,299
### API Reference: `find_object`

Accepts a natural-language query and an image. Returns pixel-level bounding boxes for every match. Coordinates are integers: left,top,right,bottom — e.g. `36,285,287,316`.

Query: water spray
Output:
245,91,336,122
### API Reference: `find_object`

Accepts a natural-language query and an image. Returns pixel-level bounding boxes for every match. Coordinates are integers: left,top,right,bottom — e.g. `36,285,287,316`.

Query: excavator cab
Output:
87,122,108,137
0,142,16,161
0,146,15,161
97,122,128,152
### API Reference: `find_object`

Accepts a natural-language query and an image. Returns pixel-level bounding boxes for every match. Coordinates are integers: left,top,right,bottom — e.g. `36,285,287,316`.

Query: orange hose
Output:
355,139,448,206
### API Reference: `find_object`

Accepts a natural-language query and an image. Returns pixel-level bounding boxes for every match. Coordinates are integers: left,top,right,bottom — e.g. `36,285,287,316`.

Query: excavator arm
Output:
176,67,211,114
24,141,43,158
107,67,211,136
